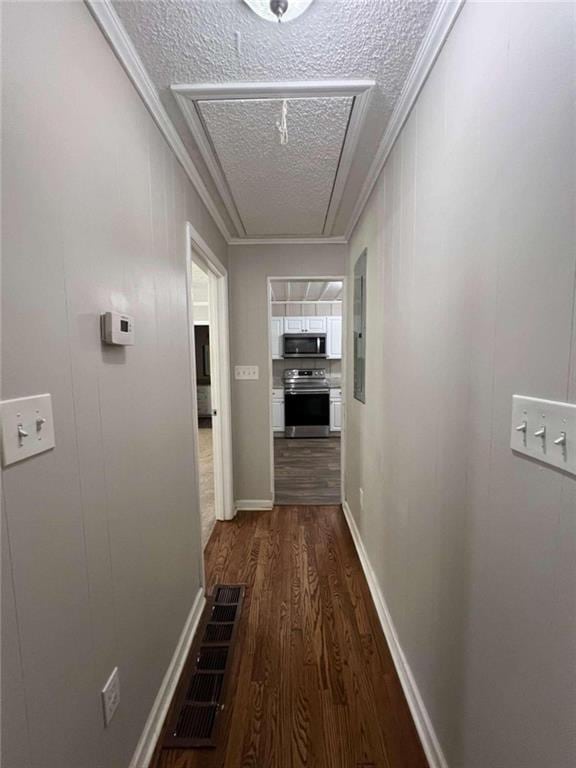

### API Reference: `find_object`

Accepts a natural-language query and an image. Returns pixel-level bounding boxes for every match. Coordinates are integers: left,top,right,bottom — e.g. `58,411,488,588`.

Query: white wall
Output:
345,2,576,767
1,4,228,767
228,244,346,502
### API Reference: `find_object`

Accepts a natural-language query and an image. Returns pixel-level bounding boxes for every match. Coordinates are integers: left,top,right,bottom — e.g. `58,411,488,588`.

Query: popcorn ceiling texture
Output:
198,97,353,235
114,0,438,236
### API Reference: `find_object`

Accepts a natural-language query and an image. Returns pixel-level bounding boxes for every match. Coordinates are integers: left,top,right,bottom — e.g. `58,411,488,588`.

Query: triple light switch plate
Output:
511,395,576,476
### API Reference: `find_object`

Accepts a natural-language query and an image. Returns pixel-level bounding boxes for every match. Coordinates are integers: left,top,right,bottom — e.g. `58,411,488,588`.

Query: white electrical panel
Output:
0,394,55,467
511,395,576,476
235,365,259,380
100,311,134,346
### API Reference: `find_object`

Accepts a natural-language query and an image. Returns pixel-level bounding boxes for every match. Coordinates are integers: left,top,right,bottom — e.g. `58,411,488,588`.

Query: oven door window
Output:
285,392,330,427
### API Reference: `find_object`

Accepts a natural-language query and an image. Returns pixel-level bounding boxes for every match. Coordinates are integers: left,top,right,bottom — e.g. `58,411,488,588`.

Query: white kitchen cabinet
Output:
305,315,327,333
326,316,342,359
284,316,327,334
270,317,284,359
283,316,307,333
272,388,285,432
330,388,342,432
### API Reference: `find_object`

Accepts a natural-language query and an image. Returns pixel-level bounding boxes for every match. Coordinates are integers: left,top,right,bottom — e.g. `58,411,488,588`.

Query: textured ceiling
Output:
271,280,343,302
198,97,352,236
113,0,438,238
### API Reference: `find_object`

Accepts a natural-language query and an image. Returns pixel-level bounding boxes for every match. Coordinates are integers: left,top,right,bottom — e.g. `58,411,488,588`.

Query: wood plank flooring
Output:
274,437,341,505
153,507,428,768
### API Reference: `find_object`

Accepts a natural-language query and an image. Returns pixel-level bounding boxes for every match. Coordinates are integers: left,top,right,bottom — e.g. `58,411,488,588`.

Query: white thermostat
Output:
100,312,134,346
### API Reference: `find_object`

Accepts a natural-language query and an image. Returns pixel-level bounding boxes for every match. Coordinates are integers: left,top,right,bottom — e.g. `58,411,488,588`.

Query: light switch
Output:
235,365,259,380
511,395,576,476
0,394,55,466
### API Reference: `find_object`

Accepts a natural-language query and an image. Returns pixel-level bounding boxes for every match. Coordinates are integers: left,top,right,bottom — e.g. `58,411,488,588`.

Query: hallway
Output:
3,2,575,767
153,506,427,768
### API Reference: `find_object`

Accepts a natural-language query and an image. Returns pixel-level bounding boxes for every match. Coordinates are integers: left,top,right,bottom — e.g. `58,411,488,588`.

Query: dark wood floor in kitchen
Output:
274,437,341,505
153,507,428,768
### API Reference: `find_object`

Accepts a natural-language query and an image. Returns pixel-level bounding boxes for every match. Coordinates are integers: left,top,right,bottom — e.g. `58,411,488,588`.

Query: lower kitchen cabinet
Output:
330,388,342,432
272,388,285,432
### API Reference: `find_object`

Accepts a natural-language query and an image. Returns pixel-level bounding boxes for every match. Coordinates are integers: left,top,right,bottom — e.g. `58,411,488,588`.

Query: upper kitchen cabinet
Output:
283,316,306,333
271,317,284,359
326,316,342,359
305,316,327,333
284,316,327,334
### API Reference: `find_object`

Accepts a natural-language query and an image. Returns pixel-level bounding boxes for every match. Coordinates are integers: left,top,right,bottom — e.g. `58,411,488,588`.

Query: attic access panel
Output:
172,81,374,239
198,96,350,236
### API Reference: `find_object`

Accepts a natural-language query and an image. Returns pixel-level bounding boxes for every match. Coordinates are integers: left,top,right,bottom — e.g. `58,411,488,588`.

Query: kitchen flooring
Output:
274,436,341,505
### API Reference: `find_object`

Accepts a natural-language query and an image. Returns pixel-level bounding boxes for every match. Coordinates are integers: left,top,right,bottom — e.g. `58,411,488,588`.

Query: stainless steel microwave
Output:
283,333,327,358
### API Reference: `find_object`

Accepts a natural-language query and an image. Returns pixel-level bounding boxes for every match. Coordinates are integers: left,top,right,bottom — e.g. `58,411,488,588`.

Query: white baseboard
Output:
234,499,274,511
341,501,449,768
128,588,205,768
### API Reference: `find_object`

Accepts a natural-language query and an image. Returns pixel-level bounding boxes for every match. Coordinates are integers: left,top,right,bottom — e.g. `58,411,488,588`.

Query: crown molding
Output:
344,0,466,241
84,0,234,243
172,80,374,240
228,236,348,246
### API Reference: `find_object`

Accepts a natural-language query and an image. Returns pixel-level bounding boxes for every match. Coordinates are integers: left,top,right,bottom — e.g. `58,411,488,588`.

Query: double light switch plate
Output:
0,394,55,466
511,395,576,476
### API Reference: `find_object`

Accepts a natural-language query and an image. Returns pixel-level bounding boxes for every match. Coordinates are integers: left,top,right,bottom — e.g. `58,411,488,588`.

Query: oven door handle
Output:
284,389,329,395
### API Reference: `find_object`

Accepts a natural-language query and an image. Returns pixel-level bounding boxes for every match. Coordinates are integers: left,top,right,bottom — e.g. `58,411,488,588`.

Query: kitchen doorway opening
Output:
267,277,346,505
186,224,234,555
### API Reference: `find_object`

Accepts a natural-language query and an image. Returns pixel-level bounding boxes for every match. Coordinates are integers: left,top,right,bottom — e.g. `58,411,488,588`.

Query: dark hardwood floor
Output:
153,506,428,768
274,437,341,505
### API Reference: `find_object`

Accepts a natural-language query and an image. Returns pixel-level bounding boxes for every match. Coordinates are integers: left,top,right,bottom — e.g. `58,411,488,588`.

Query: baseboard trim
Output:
341,501,449,768
234,499,274,511
128,587,206,768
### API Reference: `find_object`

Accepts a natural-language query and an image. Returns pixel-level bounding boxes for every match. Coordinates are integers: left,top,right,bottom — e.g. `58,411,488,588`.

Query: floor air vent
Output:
211,603,237,622
196,646,228,671
215,585,242,603
203,622,234,643
163,584,245,749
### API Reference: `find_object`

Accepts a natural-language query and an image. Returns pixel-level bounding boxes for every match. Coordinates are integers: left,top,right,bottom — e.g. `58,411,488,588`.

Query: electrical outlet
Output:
101,667,120,727
235,365,259,380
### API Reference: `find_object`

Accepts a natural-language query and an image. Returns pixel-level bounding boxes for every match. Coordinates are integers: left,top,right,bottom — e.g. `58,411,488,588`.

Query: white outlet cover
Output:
0,394,55,467
101,667,120,727
511,395,576,476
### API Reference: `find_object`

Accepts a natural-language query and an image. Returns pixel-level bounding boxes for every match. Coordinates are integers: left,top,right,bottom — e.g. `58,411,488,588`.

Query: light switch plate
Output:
235,365,259,380
101,667,120,727
0,394,55,467
511,395,576,476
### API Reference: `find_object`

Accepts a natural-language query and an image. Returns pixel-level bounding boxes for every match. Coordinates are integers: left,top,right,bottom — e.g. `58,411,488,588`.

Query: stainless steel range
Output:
283,368,330,438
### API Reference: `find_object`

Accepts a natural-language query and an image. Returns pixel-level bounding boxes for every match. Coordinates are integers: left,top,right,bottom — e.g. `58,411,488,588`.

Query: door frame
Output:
266,275,348,505
186,222,235,523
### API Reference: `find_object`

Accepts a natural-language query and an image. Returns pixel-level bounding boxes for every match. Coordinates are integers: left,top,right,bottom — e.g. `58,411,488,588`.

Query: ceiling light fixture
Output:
242,0,315,24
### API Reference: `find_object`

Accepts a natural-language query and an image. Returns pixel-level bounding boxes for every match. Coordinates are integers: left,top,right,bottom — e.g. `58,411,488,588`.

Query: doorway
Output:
191,261,216,545
186,224,235,552
267,277,346,505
